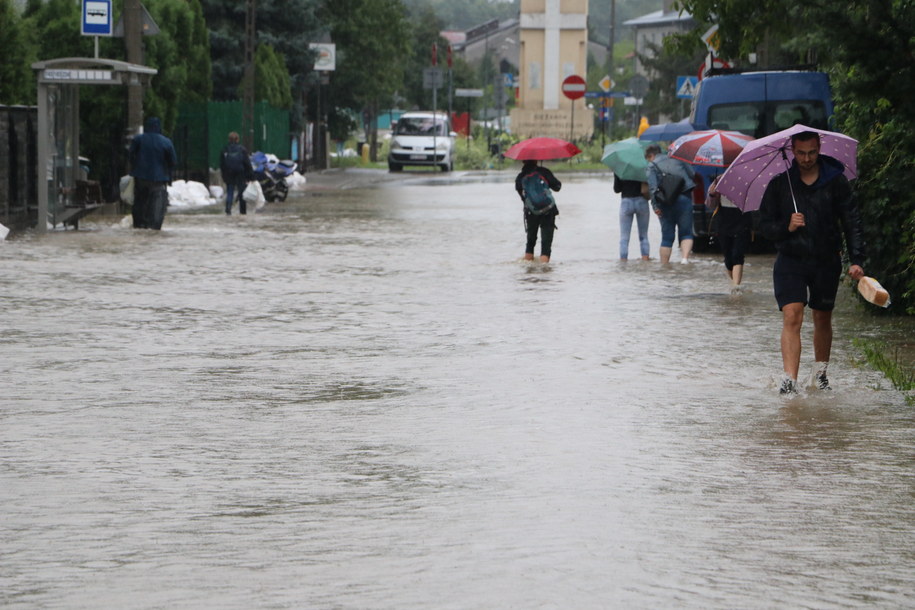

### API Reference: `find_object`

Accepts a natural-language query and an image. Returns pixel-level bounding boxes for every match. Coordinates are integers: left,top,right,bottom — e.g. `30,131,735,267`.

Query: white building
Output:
623,0,696,76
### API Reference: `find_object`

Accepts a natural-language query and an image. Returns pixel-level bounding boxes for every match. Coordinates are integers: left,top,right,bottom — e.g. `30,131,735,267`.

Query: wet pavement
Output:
2,169,914,608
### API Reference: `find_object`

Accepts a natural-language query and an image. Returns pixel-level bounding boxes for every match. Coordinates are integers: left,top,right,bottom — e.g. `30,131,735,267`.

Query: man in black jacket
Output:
220,132,253,215
759,131,866,395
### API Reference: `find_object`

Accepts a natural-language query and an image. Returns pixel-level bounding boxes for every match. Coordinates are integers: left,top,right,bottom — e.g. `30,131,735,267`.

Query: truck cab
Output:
688,69,834,249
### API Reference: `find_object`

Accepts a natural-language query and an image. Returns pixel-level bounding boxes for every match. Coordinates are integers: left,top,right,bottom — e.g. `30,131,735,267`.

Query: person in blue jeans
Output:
613,174,650,260
644,144,696,263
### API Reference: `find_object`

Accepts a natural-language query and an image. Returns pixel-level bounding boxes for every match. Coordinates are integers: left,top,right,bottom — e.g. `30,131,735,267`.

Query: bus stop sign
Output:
81,0,112,36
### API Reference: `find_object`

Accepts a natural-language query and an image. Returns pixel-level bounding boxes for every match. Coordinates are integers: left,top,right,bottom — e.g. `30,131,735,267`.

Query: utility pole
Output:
243,0,256,152
607,0,615,76
608,0,616,135
124,0,143,135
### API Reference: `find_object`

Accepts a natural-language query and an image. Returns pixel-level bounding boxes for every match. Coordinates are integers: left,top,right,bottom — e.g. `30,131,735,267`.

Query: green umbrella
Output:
601,137,652,182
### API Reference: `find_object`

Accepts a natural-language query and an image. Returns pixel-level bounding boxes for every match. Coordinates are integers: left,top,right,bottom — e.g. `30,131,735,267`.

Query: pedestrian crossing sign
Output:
676,76,699,99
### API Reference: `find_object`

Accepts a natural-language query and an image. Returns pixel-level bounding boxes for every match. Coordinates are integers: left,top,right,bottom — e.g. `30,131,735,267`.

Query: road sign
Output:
585,91,628,99
698,56,730,80
676,76,699,99
82,0,112,36
701,24,720,53
455,88,484,98
599,76,614,92
561,75,586,100
423,68,443,89
629,75,649,99
310,43,336,71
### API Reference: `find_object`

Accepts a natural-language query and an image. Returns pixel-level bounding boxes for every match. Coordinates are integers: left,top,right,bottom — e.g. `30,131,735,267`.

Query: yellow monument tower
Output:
511,0,592,140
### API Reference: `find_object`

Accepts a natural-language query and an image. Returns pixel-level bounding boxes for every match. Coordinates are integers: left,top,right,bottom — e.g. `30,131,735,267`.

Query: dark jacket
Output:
515,164,561,212
614,175,645,199
758,154,865,266
129,117,177,183
220,142,253,182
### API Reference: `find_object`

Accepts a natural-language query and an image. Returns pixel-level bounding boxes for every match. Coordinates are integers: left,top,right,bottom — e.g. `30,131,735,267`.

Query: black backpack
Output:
223,145,248,175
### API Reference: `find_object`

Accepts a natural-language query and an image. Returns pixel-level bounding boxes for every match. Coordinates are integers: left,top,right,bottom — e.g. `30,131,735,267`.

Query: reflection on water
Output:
2,175,914,608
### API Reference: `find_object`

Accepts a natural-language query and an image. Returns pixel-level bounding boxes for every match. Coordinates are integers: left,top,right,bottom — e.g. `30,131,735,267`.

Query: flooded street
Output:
2,171,914,608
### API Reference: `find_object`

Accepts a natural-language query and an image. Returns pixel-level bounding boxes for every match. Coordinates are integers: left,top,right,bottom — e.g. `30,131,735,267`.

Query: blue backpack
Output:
521,172,556,215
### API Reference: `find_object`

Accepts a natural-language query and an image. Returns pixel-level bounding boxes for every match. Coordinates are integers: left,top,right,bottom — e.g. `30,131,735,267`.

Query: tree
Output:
142,0,212,128
17,0,211,198
321,0,412,160
401,5,447,110
638,35,706,123
0,0,37,105
677,0,915,313
201,0,321,130
23,0,90,58
242,43,293,108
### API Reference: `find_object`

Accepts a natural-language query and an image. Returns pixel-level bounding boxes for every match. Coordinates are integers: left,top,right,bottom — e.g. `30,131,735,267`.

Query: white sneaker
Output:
810,362,831,390
779,376,799,396
680,258,690,264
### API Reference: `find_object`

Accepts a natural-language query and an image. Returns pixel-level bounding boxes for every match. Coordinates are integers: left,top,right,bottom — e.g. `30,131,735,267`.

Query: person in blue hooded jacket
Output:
129,117,177,230
758,131,866,396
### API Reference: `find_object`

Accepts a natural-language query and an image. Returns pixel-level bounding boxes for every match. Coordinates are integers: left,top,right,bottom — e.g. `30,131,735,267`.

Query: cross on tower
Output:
520,0,587,109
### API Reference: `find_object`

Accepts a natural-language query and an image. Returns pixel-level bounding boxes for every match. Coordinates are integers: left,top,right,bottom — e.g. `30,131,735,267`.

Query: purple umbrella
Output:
717,124,858,212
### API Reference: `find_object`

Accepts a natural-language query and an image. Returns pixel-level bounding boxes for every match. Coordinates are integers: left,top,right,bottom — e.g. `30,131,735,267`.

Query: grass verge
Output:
853,338,915,404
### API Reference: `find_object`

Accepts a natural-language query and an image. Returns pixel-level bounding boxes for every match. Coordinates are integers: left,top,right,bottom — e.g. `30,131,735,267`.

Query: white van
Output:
388,111,456,172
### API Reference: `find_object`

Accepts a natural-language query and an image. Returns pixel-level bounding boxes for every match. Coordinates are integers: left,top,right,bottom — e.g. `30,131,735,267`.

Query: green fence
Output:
175,101,291,183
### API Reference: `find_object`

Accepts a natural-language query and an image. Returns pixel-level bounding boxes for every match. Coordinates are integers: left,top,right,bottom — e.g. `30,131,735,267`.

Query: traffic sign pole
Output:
561,75,587,146
569,95,575,143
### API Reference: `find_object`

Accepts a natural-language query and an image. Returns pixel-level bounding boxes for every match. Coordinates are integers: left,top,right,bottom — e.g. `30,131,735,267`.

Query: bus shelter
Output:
32,57,156,232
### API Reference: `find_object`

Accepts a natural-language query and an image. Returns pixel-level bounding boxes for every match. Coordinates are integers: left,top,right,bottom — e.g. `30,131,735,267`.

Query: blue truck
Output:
688,68,835,250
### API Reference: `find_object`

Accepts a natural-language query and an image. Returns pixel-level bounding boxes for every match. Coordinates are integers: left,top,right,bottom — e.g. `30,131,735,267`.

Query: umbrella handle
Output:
781,148,799,214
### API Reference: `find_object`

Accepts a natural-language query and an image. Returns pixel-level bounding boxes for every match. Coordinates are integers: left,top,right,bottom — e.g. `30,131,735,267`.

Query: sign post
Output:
310,43,336,169
628,75,649,130
81,0,112,59
561,74,586,142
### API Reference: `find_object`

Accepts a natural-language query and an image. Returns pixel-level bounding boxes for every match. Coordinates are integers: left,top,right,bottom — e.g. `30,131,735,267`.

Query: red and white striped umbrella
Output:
667,129,755,168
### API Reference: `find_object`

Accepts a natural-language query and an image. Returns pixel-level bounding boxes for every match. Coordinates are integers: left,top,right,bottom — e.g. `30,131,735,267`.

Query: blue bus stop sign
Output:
82,0,112,37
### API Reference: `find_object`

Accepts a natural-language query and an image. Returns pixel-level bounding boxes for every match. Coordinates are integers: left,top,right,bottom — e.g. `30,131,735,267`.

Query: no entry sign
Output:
561,75,586,100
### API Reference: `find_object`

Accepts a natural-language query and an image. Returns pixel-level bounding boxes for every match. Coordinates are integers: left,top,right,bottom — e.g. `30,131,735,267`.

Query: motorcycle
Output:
250,151,297,203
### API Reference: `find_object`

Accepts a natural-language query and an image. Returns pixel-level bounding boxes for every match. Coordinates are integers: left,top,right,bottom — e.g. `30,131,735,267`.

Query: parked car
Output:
388,111,456,172
688,68,835,251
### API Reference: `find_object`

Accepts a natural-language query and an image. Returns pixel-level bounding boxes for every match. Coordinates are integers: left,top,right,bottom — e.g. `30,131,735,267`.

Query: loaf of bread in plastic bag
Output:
857,276,890,308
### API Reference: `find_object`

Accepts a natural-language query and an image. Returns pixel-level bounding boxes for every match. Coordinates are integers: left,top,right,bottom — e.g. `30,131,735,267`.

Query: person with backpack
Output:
515,159,562,263
644,143,696,264
220,132,254,215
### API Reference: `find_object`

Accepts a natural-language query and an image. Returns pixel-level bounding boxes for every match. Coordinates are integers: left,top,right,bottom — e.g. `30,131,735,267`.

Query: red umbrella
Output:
667,129,754,168
504,137,581,161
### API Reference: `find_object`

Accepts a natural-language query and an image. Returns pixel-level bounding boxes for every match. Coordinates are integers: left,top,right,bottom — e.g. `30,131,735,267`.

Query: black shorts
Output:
773,253,842,311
